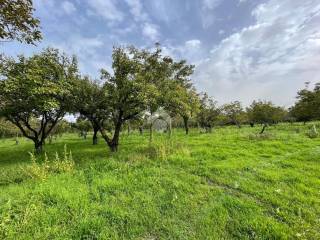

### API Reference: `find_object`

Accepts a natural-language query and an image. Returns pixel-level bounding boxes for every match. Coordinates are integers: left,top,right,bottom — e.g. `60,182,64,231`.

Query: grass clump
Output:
24,145,75,180
247,132,276,141
306,125,319,139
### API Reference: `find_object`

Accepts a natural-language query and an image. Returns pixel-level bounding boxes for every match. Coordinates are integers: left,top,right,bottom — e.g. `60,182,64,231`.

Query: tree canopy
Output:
0,0,41,44
290,83,320,122
0,48,78,152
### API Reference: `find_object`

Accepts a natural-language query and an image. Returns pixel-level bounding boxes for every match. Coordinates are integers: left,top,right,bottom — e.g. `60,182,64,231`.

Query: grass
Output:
0,123,319,239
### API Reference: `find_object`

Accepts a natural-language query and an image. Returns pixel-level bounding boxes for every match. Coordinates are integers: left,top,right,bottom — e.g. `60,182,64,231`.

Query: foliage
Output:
197,93,220,132
95,46,149,151
290,82,320,122
0,48,78,153
72,77,108,144
246,100,287,125
222,101,246,127
0,0,41,44
0,118,20,138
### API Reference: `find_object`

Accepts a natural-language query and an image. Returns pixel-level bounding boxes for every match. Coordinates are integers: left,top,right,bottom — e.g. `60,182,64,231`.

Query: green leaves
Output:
290,83,320,122
0,0,41,44
246,100,287,124
0,48,78,152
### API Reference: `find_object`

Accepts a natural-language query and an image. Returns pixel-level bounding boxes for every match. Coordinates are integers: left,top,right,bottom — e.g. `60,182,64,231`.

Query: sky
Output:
1,0,320,107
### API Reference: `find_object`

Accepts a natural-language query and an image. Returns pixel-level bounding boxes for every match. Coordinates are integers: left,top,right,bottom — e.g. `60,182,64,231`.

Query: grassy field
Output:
0,124,319,239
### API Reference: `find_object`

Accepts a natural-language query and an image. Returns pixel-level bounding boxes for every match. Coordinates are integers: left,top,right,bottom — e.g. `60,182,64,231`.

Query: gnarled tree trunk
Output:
100,119,122,152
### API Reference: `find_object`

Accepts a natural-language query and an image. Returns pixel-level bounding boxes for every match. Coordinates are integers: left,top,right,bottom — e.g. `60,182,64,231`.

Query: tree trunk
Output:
260,124,267,134
149,123,153,143
92,128,98,145
139,126,143,135
100,122,122,152
34,140,43,154
127,123,131,136
108,120,122,152
183,116,189,135
168,117,172,138
109,141,118,152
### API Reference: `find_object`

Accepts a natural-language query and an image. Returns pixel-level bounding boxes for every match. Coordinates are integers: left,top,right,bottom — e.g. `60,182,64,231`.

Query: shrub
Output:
24,145,75,180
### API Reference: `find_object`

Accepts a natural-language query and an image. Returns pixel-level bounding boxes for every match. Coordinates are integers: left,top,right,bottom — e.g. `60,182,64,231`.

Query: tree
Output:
0,48,78,153
161,60,196,135
246,100,287,134
0,0,41,44
134,46,169,142
197,93,220,133
130,44,195,139
48,119,72,143
290,82,320,123
0,118,20,138
72,77,108,145
222,101,245,128
178,89,200,135
72,118,92,140
97,47,149,152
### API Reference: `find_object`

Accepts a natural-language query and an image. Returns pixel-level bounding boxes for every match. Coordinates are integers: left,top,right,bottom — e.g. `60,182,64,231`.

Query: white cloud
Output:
202,0,222,10
125,0,148,22
161,40,205,66
62,1,76,15
142,23,160,41
185,40,202,49
88,0,124,22
201,0,222,28
195,0,320,106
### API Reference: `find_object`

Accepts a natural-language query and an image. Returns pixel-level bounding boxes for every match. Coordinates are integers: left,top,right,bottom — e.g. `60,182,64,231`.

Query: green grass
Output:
0,124,319,239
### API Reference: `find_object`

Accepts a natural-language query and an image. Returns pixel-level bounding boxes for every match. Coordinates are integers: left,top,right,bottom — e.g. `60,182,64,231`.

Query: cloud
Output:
142,23,160,41
194,0,320,106
200,0,222,28
61,1,76,15
185,40,202,50
88,0,124,22
202,0,222,10
125,0,148,22
161,39,205,66
52,35,109,77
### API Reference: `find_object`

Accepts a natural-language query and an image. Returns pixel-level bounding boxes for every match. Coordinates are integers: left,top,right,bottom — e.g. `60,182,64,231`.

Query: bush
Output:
24,145,75,180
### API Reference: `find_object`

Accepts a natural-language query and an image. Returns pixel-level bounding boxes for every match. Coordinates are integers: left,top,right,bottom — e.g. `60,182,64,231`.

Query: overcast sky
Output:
1,0,320,107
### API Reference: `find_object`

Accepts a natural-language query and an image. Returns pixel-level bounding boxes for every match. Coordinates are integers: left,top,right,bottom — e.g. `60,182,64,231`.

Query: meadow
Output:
0,124,319,239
